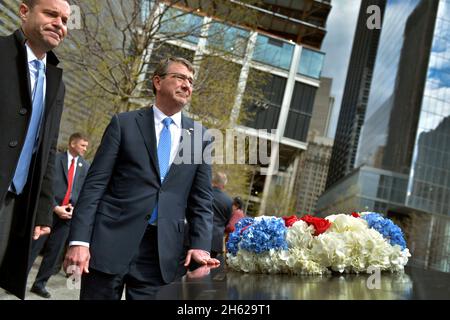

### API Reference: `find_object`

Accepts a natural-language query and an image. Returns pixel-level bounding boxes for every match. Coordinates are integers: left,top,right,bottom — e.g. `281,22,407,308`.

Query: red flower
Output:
300,215,331,236
282,215,300,227
351,212,360,218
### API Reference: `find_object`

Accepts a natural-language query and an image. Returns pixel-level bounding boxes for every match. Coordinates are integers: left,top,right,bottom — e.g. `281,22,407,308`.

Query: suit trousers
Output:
28,233,48,274
0,192,16,267
31,218,70,288
80,225,166,300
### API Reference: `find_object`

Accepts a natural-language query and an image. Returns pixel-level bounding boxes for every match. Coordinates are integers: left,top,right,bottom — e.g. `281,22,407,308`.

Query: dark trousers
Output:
30,217,70,289
80,225,166,300
28,233,48,273
0,192,16,267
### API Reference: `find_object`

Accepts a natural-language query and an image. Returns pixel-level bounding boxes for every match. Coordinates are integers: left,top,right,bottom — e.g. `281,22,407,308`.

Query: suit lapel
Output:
73,157,85,187
136,107,160,179
13,30,33,109
44,64,62,118
61,152,68,183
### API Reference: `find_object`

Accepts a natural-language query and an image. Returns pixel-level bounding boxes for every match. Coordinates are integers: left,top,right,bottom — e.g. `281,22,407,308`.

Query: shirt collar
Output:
26,43,47,68
153,105,182,129
67,151,79,163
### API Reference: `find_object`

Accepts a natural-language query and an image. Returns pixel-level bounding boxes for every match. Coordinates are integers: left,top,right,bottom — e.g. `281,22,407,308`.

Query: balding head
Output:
212,172,227,189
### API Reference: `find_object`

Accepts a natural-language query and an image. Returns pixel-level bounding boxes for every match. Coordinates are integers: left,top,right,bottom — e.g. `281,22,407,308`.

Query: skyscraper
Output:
325,0,386,189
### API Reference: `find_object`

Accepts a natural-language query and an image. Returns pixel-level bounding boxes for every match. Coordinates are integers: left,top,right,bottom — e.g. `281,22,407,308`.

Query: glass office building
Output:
318,0,450,271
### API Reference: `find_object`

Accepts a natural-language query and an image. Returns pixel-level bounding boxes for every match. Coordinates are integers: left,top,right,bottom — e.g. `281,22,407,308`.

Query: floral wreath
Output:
226,212,410,275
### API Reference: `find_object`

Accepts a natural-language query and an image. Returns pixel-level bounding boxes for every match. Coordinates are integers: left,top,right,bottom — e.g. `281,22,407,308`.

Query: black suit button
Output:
145,214,151,220
19,108,28,115
9,140,18,148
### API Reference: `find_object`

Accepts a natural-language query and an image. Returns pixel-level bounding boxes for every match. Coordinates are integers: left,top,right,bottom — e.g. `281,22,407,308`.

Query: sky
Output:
321,0,362,138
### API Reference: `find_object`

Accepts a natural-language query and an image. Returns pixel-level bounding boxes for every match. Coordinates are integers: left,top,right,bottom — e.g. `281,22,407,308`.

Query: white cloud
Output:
321,0,361,138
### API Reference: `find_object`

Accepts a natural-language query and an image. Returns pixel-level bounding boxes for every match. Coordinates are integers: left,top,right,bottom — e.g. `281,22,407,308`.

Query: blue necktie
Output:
12,60,46,194
149,117,173,224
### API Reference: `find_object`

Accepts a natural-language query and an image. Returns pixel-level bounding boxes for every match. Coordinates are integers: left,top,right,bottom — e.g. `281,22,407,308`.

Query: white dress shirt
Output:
26,43,47,101
67,151,80,177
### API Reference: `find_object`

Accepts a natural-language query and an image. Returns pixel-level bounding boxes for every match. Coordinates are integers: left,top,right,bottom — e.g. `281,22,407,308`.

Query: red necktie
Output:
62,158,75,206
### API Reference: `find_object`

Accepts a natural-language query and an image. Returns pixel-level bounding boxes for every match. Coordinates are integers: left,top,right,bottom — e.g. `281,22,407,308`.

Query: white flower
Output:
326,214,368,233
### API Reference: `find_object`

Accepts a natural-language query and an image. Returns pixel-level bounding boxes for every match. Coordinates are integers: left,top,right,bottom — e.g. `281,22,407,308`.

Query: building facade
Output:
294,132,333,215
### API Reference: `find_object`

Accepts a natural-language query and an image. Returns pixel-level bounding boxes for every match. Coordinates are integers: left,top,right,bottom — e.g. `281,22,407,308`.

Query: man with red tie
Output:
28,133,89,298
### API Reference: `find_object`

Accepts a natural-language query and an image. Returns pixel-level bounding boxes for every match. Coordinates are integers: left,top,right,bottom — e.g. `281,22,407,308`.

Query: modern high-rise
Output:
325,0,386,189
318,0,450,272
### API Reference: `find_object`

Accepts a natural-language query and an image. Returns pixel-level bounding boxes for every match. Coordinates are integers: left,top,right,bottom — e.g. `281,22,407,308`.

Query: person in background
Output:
224,196,246,251
0,0,71,299
225,196,245,235
28,133,90,298
210,172,233,258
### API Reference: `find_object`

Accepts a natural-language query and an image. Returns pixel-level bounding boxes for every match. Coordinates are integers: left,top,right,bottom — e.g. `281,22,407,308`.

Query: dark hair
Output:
152,57,195,94
69,132,89,144
233,197,243,210
23,0,70,7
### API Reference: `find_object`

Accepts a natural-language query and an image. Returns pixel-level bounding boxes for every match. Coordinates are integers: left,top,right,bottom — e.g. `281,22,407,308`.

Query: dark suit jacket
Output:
69,107,214,284
211,187,233,253
53,152,90,209
0,30,65,299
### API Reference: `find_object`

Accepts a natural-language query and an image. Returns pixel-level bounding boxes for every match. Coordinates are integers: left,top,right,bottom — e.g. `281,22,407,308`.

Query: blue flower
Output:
226,217,288,256
362,213,407,249
226,217,254,256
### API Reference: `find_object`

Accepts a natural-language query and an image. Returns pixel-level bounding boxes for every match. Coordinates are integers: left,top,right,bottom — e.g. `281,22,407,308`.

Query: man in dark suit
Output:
0,0,71,299
28,133,90,298
64,57,220,300
210,172,233,258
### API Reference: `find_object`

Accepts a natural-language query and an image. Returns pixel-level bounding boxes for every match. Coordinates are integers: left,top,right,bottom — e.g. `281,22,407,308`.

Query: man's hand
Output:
64,245,90,275
33,226,51,240
54,204,73,219
184,249,220,267
186,264,218,280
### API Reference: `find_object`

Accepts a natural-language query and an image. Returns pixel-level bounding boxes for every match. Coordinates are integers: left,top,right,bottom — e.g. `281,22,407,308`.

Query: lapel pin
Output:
78,162,83,167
